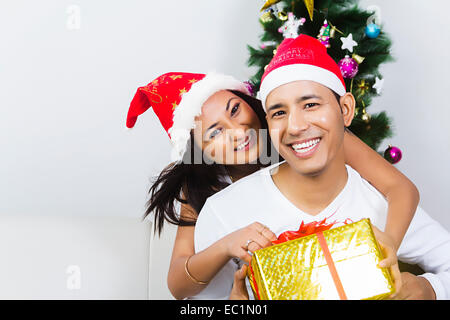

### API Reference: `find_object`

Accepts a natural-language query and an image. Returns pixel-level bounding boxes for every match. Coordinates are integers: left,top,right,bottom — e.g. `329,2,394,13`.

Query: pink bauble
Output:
338,55,358,79
384,145,403,164
243,81,255,97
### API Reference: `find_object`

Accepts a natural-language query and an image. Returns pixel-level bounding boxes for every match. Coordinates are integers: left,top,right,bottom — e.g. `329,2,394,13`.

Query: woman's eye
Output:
209,128,222,139
231,102,240,115
305,103,319,109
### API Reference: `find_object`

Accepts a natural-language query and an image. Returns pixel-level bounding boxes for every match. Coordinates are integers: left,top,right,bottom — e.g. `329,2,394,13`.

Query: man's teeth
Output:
236,137,250,151
292,138,320,153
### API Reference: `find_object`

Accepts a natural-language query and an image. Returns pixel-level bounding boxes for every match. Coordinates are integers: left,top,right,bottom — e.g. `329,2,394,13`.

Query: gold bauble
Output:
277,11,288,21
260,11,274,23
361,109,371,123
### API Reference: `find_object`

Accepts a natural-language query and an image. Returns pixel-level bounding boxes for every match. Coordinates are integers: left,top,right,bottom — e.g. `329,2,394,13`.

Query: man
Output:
193,34,450,300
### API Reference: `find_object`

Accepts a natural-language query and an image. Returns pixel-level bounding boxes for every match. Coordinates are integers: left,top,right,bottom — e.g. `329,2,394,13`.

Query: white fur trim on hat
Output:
258,64,346,110
168,72,250,162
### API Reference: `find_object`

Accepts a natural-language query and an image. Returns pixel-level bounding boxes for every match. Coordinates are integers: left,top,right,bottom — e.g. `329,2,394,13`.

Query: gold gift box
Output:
247,218,394,300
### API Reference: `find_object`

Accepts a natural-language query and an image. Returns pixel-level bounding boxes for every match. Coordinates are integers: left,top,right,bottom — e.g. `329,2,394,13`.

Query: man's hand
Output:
229,264,250,300
371,225,402,297
391,272,436,300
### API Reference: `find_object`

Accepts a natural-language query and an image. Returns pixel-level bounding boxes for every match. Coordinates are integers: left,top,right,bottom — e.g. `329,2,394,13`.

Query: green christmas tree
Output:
248,0,393,151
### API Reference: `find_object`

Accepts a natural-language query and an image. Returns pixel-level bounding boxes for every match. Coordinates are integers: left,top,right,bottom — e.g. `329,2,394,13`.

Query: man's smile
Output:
287,137,322,158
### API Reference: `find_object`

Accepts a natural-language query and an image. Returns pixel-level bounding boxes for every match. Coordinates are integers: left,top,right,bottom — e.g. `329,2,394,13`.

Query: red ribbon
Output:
249,262,261,300
272,217,337,244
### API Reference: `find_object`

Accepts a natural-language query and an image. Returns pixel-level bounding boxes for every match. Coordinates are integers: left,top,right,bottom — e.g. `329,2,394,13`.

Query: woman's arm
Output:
343,131,420,250
167,202,229,299
167,202,276,299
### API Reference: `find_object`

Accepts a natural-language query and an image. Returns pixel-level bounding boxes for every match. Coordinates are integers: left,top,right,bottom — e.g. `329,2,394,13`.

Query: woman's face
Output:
192,90,262,164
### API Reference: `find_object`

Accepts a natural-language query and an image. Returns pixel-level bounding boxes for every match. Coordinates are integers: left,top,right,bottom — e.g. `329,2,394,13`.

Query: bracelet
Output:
184,255,209,285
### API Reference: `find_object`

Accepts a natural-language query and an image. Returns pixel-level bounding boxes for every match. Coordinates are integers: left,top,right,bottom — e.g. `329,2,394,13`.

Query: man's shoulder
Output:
345,164,386,201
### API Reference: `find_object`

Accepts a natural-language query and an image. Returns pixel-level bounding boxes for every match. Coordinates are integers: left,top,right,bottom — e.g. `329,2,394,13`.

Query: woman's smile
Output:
234,131,257,152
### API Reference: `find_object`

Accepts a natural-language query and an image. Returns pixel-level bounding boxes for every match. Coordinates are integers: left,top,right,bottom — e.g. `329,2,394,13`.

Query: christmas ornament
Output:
351,53,365,65
340,33,358,53
361,108,371,123
384,145,402,164
356,79,370,98
260,9,274,23
321,20,344,43
317,20,331,48
338,55,359,79
260,0,282,11
243,81,256,97
372,77,384,94
365,23,381,38
303,0,315,21
278,12,306,39
260,0,288,21
277,10,288,21
329,25,337,38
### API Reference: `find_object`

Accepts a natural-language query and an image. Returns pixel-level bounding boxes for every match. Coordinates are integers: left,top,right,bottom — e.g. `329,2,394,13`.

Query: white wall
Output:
1,1,449,300
148,223,177,299
358,0,450,230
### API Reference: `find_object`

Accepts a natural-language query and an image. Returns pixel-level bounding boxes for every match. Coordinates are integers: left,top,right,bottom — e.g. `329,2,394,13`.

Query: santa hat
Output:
126,72,250,161
259,34,346,110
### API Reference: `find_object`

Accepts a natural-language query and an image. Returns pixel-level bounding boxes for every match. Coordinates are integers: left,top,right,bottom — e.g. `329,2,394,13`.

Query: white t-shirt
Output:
191,162,450,300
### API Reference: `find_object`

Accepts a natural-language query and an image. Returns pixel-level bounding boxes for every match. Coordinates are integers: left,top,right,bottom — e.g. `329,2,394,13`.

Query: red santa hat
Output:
126,72,250,161
259,34,346,110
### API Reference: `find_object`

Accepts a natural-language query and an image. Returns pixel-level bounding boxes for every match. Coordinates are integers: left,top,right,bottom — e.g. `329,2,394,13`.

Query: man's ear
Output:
339,93,356,127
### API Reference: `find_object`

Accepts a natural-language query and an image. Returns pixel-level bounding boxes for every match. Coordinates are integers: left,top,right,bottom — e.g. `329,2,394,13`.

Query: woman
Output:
126,71,418,299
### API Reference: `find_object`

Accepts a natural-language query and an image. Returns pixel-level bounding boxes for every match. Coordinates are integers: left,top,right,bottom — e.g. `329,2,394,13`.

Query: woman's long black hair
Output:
145,90,279,236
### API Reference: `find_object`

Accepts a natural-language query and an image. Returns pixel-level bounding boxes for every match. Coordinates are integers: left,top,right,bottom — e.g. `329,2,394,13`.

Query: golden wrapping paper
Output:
247,218,394,300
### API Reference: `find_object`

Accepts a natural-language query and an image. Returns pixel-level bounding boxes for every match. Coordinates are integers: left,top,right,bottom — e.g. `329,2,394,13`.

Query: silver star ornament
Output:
340,33,358,53
372,77,384,94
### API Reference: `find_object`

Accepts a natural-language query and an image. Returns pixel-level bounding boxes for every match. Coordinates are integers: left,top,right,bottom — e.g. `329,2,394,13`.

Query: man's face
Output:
265,80,354,176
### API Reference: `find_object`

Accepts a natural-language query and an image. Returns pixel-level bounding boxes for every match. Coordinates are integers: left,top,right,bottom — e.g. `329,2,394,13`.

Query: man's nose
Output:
287,109,309,136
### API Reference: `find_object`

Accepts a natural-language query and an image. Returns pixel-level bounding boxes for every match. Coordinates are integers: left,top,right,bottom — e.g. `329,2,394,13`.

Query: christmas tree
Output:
248,0,394,153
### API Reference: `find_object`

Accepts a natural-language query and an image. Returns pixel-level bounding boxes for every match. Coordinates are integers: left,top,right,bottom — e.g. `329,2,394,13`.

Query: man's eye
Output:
231,103,240,115
272,110,285,118
305,103,319,109
209,128,222,139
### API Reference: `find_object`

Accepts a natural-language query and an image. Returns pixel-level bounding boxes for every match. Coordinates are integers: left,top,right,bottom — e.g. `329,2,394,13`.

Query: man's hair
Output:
332,90,341,104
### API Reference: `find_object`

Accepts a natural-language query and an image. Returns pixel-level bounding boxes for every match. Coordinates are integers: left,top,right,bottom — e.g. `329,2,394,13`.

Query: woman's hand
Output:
219,222,277,264
372,225,402,298
229,264,250,300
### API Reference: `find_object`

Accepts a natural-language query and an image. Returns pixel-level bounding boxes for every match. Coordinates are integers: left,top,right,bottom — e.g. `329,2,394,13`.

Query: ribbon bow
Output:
272,218,337,244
